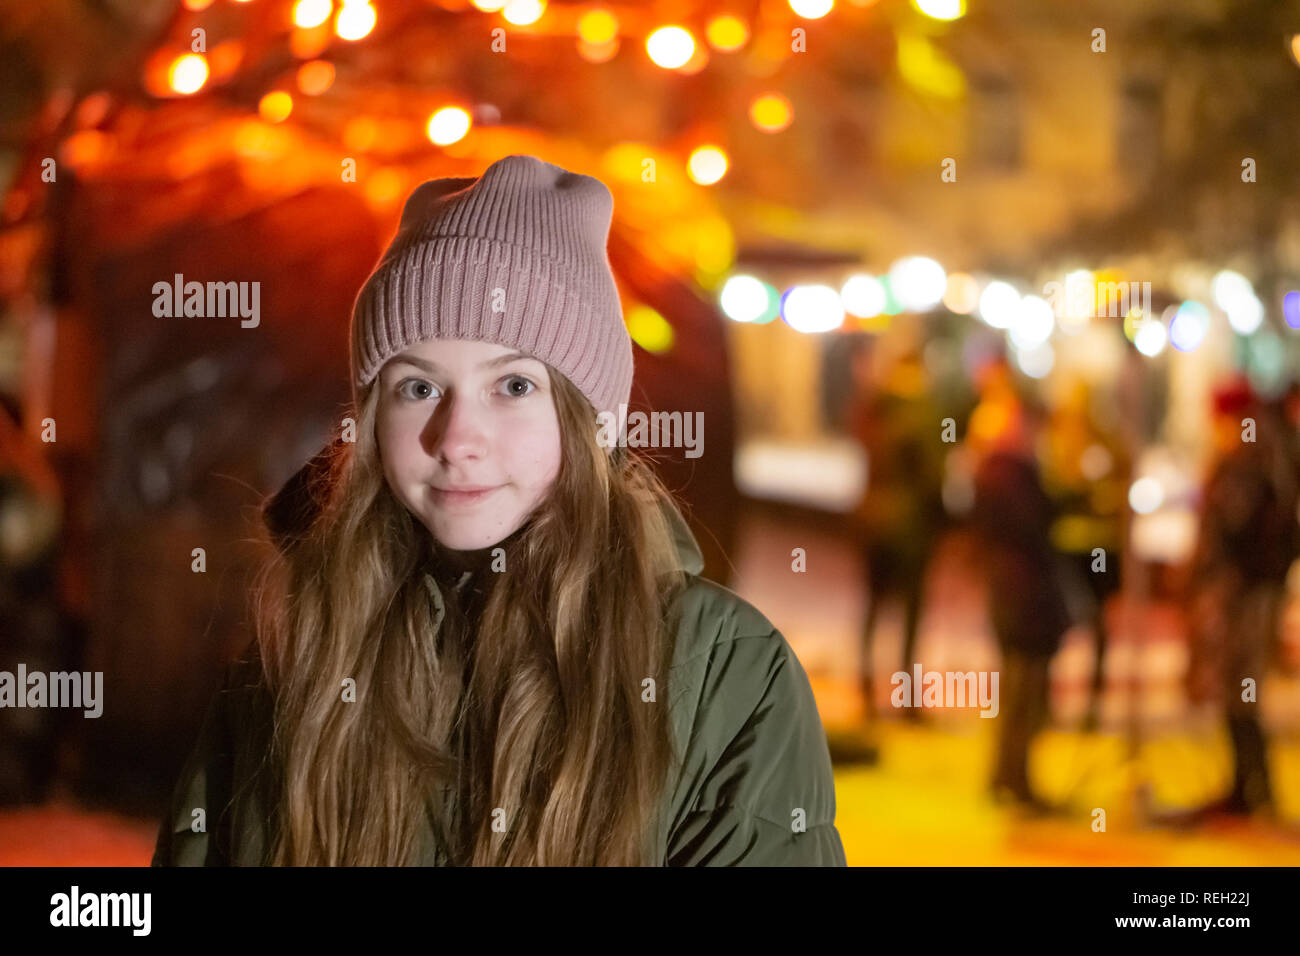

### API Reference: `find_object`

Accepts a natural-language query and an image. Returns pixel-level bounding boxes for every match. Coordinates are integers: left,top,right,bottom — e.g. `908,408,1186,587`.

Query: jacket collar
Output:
661,494,704,576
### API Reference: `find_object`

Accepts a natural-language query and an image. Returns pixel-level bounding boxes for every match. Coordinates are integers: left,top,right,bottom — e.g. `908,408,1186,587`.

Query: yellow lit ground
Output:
735,510,1300,865
824,712,1300,866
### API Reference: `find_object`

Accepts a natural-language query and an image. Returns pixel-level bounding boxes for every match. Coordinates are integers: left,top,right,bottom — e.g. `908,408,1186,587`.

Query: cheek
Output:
377,405,424,481
506,412,562,485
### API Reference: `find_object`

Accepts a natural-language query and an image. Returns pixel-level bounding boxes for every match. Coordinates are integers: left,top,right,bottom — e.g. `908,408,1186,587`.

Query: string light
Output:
789,0,834,19
258,91,294,123
782,285,845,333
749,93,792,133
1284,291,1300,329
912,0,966,20
706,15,749,51
646,26,695,69
721,276,778,323
841,275,886,318
577,9,618,44
626,305,675,353
335,1,376,41
978,281,1019,329
427,106,472,145
168,54,208,94
292,0,332,29
296,60,335,95
889,256,946,311
686,146,728,185
503,0,546,26
941,272,979,314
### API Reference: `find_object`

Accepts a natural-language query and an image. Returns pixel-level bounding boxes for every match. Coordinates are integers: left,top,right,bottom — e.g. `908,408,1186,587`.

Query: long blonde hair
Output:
252,368,688,865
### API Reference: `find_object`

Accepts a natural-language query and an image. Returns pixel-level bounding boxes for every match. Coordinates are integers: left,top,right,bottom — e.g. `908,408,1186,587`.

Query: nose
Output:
428,390,488,464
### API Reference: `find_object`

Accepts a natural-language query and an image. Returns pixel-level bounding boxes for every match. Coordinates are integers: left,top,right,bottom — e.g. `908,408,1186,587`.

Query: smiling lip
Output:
430,485,501,506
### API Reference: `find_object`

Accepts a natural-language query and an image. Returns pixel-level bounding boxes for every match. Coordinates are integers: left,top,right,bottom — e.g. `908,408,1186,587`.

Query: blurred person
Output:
152,156,845,866
1183,378,1300,819
966,359,1071,813
1040,378,1129,731
847,337,948,722
0,391,71,804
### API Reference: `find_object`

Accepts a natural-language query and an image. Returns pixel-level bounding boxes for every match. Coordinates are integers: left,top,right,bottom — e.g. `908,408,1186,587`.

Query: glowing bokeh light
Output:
720,275,775,323
942,272,979,314
646,26,695,68
1227,295,1264,335
749,93,793,133
297,59,335,95
782,284,845,333
889,256,946,311
687,146,728,185
426,106,471,145
1134,319,1168,356
503,0,546,26
626,305,674,353
707,15,749,51
841,275,887,318
335,1,376,41
258,91,294,123
1129,477,1164,514
1014,342,1054,379
1010,295,1055,350
577,9,618,44
1169,301,1210,352
168,54,208,94
789,0,834,18
912,0,966,20
293,0,332,29
1284,290,1300,329
978,280,1019,329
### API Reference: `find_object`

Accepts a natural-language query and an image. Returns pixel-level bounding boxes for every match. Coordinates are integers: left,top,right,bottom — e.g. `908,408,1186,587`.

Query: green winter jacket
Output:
151,492,846,867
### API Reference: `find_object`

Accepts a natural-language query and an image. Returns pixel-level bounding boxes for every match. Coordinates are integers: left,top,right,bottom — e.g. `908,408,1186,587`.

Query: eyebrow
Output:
387,350,540,374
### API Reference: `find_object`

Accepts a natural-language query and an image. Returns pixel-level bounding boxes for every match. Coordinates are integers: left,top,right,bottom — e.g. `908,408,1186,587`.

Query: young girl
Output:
152,154,845,866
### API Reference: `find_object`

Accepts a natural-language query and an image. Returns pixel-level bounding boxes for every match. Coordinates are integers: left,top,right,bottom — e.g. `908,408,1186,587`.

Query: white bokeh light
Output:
1168,301,1209,352
782,284,845,333
841,274,887,318
1014,342,1054,379
720,275,771,323
889,256,947,312
1010,295,1055,349
978,280,1020,329
1129,476,1164,514
1135,319,1167,356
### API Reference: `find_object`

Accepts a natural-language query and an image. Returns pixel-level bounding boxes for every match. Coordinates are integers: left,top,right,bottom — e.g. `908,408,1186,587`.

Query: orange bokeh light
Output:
297,60,336,95
258,91,294,123
167,54,208,95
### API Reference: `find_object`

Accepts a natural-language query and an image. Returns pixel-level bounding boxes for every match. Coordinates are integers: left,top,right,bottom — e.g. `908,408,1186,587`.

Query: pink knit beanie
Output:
349,154,633,422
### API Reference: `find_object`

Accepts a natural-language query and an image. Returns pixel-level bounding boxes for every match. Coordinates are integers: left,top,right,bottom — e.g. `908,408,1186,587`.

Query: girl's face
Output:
376,338,563,552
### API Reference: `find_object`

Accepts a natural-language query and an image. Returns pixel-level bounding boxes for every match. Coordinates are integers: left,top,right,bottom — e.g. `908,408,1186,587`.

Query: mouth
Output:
430,485,502,507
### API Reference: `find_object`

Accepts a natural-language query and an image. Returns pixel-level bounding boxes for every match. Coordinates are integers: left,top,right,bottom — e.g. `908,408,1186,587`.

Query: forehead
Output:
385,338,546,371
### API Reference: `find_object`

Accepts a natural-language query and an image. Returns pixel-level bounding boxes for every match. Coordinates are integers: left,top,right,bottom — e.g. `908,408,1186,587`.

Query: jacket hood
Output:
261,439,705,574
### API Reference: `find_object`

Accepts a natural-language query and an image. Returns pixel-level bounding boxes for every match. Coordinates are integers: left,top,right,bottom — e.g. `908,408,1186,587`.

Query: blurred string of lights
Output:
42,0,978,200
135,0,912,167
718,260,1300,390
27,0,1300,373
32,0,966,360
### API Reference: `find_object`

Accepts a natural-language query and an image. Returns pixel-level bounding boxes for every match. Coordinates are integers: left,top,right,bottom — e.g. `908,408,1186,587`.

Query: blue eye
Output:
501,375,536,398
398,378,437,401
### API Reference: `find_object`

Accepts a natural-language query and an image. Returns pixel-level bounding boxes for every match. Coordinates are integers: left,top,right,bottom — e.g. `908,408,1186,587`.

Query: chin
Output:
426,520,514,553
